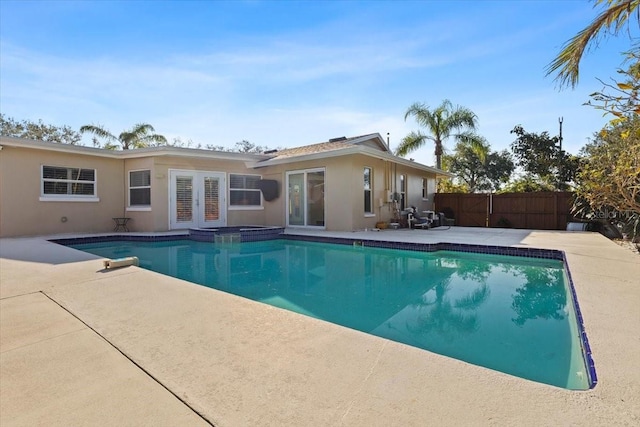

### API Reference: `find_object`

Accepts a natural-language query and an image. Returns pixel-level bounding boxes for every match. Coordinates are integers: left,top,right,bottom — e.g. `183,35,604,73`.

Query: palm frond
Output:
447,105,478,130
404,102,435,130
131,123,156,136
143,134,168,144
79,124,117,141
119,123,167,149
118,131,136,149
395,131,428,156
546,0,640,88
456,131,489,163
454,285,490,310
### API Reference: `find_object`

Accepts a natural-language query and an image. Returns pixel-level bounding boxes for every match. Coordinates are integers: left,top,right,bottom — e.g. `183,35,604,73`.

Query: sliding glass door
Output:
286,169,325,227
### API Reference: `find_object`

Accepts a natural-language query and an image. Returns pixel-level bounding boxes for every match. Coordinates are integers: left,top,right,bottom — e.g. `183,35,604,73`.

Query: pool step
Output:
214,233,241,244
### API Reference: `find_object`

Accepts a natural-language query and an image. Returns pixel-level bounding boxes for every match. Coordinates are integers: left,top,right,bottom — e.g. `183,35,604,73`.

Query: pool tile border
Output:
189,226,285,243
562,252,598,388
283,234,564,259
50,234,189,245
50,231,597,389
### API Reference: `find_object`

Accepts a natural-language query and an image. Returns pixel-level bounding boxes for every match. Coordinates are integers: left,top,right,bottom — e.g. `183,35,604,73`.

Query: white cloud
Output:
0,1,622,166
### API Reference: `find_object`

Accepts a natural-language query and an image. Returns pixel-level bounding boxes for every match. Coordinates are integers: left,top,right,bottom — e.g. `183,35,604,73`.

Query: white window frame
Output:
285,167,326,228
228,173,263,210
399,174,406,211
127,169,152,211
422,177,429,200
364,166,375,216
40,165,99,202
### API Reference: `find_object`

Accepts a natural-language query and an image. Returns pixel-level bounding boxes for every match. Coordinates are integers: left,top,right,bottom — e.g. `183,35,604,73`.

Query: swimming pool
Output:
68,238,594,390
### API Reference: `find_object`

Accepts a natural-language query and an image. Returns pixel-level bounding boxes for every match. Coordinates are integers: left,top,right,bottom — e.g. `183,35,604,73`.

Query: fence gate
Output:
459,194,488,227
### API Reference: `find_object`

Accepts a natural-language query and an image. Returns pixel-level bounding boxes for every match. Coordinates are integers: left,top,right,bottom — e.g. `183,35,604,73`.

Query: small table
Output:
112,217,131,232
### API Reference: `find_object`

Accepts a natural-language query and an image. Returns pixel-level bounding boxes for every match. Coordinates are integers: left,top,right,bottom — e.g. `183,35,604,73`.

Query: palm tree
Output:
80,123,167,150
397,99,483,170
546,0,639,88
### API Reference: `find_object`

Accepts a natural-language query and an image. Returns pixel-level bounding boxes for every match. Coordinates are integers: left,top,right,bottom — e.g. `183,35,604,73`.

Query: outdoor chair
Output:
407,207,432,229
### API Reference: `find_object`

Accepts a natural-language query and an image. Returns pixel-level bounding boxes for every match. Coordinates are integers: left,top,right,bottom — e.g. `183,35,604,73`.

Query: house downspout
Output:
123,159,127,218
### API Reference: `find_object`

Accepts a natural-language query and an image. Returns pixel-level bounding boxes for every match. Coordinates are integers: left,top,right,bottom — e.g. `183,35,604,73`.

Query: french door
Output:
286,168,325,227
169,170,226,229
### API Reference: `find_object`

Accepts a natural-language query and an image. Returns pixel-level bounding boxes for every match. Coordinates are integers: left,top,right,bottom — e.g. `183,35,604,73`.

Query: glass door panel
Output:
198,173,225,227
176,176,193,223
288,173,305,226
307,171,325,226
287,169,325,227
203,177,220,221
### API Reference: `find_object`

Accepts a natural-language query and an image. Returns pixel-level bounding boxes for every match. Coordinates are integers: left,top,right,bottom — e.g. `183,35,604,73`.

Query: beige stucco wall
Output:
142,154,439,232
352,157,436,230
259,168,286,227
253,156,358,231
0,140,440,236
0,145,124,237
255,155,437,232
122,157,155,232
151,156,267,231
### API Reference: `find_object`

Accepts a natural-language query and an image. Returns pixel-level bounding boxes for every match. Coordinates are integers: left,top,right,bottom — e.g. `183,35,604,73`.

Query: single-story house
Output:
0,133,450,237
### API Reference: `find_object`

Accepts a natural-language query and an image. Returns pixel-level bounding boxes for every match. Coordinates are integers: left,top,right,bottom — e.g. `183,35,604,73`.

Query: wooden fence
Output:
434,192,574,230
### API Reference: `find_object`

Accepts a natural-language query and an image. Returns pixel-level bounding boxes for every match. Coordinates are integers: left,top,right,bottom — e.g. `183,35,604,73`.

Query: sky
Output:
0,0,635,167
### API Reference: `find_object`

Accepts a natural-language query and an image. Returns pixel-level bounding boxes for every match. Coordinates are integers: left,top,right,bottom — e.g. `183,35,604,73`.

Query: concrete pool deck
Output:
1,227,638,426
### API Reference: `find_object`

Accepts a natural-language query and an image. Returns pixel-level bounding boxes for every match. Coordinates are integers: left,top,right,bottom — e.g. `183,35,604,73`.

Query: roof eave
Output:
0,136,268,162
248,144,453,177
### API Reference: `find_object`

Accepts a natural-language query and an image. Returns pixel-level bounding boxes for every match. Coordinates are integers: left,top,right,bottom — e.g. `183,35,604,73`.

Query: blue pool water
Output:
70,238,591,389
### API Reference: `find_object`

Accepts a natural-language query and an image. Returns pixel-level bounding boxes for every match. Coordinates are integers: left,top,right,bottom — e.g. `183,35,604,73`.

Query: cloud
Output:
0,1,619,164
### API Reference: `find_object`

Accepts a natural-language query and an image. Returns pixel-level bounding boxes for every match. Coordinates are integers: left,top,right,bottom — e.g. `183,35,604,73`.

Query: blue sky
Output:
0,0,634,166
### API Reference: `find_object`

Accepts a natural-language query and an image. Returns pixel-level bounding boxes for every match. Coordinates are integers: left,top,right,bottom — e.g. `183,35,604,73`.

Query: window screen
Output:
129,170,151,206
229,174,262,206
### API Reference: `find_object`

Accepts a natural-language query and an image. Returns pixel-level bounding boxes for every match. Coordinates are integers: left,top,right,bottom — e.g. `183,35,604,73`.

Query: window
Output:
399,174,406,211
129,170,151,206
41,165,97,201
229,174,262,207
364,167,373,214
422,178,429,199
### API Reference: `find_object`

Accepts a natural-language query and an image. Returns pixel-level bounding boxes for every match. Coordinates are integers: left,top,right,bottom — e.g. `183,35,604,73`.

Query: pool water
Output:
71,238,591,389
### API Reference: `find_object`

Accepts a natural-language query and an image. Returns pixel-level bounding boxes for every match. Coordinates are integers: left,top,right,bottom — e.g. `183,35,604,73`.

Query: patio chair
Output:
407,207,432,230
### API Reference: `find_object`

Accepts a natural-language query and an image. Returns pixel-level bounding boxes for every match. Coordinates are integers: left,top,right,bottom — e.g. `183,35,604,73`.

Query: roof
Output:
265,141,353,160
266,133,388,160
253,133,452,177
0,133,453,177
0,136,268,162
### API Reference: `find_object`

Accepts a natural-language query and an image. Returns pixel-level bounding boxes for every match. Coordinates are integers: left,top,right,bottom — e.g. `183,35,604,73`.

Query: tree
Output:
143,136,276,153
167,136,200,148
574,116,640,238
546,0,640,88
586,50,640,117
510,125,579,190
485,150,517,191
0,114,82,144
442,141,514,193
437,178,469,193
206,140,274,153
499,176,557,193
396,100,483,169
80,123,167,150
